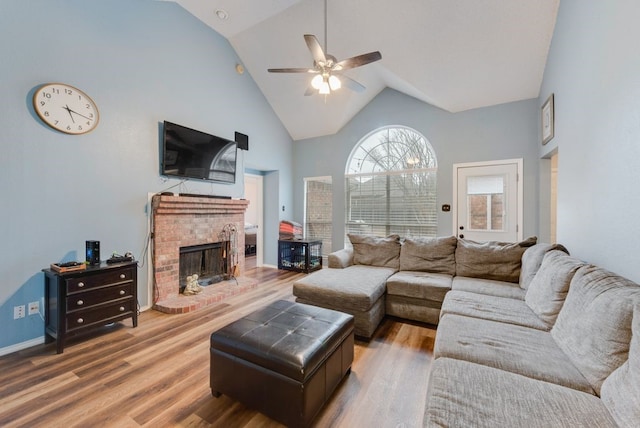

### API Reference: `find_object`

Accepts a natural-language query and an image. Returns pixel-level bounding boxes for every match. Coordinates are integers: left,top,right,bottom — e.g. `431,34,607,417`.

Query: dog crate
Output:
278,239,323,273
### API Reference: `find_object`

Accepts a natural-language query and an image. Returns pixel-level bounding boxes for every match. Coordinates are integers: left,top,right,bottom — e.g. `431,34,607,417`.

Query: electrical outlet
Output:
28,301,39,315
14,305,25,319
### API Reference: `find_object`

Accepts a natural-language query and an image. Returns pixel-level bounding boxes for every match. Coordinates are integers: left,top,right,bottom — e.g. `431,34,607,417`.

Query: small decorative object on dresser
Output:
43,261,137,353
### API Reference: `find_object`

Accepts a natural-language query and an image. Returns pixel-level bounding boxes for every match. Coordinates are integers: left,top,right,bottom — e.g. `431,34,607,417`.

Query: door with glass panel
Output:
454,159,522,242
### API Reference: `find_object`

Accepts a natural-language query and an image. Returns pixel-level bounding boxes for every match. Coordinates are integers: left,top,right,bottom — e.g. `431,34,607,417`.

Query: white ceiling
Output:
169,0,559,141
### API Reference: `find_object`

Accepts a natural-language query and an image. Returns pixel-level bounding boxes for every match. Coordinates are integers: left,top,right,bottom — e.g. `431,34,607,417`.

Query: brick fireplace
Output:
151,194,256,313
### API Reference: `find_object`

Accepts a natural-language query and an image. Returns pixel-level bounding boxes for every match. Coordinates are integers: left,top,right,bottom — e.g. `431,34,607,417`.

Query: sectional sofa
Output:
293,234,541,337
292,234,640,426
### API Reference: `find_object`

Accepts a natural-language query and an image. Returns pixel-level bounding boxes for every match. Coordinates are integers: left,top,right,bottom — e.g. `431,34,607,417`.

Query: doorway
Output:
244,174,264,268
453,159,523,242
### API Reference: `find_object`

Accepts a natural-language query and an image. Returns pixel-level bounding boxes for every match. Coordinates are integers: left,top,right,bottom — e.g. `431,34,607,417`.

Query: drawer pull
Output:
77,300,84,306
77,318,84,324
119,274,126,279
119,290,125,295
78,282,85,288
119,306,125,312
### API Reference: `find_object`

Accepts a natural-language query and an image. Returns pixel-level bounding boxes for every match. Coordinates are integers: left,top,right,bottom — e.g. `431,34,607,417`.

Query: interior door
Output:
454,159,522,242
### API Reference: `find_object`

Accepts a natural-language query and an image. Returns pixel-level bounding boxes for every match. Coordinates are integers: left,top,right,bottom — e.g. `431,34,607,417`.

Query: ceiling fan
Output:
267,0,382,96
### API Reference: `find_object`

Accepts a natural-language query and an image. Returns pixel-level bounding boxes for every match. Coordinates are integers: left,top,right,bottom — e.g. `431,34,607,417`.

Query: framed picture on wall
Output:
542,93,555,145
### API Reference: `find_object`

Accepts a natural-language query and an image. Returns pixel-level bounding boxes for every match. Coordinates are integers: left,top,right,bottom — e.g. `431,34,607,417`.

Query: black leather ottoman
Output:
210,300,354,427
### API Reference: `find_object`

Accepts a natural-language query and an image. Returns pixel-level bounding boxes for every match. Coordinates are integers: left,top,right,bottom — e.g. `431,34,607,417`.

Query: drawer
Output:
66,268,134,294
66,298,135,332
66,283,133,311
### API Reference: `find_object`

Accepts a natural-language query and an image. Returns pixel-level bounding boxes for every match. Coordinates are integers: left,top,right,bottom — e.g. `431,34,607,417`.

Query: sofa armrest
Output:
328,248,354,268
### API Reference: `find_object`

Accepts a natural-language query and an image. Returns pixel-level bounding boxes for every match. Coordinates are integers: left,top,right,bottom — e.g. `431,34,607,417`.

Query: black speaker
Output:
235,132,249,151
86,240,100,265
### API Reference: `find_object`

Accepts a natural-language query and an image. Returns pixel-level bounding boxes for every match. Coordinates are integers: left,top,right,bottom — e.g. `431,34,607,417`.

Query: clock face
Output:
33,83,99,135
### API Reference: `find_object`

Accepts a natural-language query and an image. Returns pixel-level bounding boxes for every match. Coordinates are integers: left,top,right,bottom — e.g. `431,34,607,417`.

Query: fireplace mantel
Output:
151,194,253,313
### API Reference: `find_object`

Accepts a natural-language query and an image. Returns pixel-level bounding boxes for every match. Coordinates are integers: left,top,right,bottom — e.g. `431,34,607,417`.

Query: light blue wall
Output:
538,0,640,283
292,89,540,252
0,0,293,351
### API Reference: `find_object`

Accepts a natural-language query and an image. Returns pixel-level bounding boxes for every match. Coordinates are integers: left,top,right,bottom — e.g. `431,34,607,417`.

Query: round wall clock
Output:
33,83,100,135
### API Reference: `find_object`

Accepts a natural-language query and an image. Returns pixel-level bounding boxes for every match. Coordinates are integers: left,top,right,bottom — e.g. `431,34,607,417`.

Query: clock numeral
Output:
43,111,50,117
64,88,73,95
89,113,94,118
43,92,51,98
40,101,46,106
52,88,59,94
54,120,59,125
85,103,90,109
86,121,91,126
78,125,83,131
66,125,71,131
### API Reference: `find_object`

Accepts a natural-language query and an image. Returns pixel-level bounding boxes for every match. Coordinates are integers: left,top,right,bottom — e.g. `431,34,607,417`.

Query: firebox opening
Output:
179,242,229,293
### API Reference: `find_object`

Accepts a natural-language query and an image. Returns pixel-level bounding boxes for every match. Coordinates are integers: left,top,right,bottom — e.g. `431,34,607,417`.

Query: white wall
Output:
539,0,640,282
293,89,540,252
0,0,293,350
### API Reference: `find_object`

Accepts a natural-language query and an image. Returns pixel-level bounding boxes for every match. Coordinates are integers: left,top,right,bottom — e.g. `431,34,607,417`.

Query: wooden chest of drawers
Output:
43,261,138,353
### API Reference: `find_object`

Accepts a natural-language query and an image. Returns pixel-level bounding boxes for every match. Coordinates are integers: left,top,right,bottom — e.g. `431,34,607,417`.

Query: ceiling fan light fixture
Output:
319,80,331,95
329,75,341,90
311,74,323,90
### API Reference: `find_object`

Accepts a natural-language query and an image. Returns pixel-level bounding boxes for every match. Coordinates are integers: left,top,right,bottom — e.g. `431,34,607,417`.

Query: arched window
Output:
345,126,438,239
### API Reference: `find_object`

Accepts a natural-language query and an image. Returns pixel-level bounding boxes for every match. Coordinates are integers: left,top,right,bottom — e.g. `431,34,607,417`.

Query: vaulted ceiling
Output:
169,0,559,140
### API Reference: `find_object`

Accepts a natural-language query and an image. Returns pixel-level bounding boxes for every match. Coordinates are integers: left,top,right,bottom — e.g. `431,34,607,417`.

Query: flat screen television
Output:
161,121,237,184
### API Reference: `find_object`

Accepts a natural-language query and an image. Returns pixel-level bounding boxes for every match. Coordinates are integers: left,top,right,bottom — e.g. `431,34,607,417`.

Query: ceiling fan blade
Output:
304,34,327,65
267,67,316,73
339,75,366,93
335,51,382,71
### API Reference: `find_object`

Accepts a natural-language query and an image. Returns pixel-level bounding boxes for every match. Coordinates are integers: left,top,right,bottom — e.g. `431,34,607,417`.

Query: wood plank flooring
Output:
0,266,437,427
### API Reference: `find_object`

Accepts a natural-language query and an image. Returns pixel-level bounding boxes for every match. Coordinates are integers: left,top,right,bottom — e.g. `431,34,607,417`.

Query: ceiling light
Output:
311,74,323,90
329,75,341,91
319,80,330,95
215,9,229,21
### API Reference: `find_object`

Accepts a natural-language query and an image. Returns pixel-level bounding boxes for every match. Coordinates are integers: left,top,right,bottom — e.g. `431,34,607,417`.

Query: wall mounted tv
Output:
161,121,237,184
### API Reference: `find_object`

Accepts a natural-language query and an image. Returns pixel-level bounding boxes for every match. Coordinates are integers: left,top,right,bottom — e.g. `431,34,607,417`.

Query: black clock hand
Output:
63,105,76,123
66,107,93,121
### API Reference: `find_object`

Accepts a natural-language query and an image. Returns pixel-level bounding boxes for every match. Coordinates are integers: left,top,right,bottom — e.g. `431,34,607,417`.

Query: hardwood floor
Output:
0,267,437,427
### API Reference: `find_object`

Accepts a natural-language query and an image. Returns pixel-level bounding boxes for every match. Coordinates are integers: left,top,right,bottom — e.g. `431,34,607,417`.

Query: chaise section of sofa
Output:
293,234,401,338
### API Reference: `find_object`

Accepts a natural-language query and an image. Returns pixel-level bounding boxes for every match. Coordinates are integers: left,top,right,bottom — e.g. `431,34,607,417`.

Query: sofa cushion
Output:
455,236,537,283
424,358,617,428
386,271,452,303
399,236,457,275
524,250,584,328
519,242,569,289
292,265,395,312
348,234,401,269
435,314,594,393
601,304,640,427
452,276,526,300
551,264,640,395
440,290,549,331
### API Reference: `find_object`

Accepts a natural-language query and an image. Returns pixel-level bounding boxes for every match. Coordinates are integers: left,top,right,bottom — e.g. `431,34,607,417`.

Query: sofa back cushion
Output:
601,304,640,427
524,250,584,328
348,234,401,269
399,236,457,275
519,243,569,290
454,237,537,283
551,265,640,395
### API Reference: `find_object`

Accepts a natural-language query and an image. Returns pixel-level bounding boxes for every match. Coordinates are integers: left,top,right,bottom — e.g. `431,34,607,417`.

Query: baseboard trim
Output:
0,336,45,357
